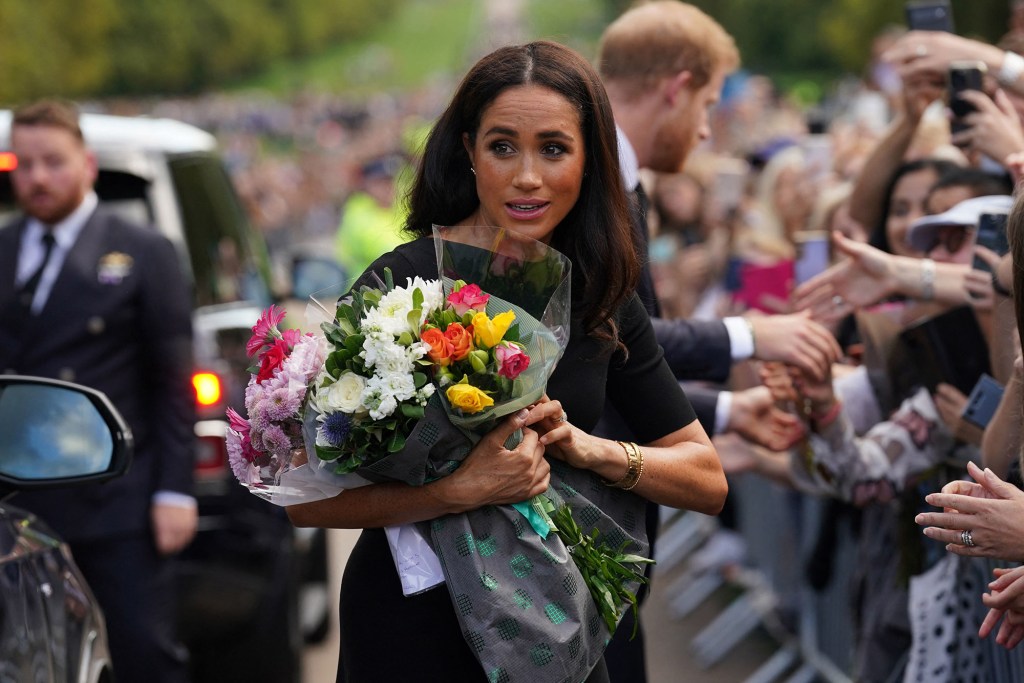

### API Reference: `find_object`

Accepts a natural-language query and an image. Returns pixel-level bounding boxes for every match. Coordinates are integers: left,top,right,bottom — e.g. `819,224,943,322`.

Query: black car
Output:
0,112,329,682
0,376,133,683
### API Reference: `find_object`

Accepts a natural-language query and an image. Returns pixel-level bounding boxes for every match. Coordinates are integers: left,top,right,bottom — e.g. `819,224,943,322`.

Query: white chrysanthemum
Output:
361,278,443,338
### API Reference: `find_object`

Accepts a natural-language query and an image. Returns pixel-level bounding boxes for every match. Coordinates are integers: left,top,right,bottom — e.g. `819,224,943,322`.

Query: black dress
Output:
337,238,697,682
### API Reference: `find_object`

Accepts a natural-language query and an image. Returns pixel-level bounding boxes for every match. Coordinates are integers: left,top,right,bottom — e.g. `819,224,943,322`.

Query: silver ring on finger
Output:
962,529,976,548
832,295,844,307
555,412,568,423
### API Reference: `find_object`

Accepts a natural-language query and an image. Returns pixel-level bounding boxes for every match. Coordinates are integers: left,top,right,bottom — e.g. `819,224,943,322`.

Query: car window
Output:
167,154,273,308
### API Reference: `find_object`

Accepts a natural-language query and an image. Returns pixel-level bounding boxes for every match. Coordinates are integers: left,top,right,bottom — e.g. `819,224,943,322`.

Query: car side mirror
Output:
0,376,133,495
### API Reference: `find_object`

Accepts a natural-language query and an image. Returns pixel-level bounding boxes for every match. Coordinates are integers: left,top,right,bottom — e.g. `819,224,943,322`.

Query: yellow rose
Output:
446,380,495,414
471,310,516,348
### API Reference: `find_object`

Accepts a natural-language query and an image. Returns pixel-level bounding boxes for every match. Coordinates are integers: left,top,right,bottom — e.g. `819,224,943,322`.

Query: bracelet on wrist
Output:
811,400,842,429
606,441,644,491
999,51,1024,88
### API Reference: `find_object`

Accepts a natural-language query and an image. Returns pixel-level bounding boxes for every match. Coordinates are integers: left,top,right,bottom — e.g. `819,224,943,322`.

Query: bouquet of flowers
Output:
224,306,329,501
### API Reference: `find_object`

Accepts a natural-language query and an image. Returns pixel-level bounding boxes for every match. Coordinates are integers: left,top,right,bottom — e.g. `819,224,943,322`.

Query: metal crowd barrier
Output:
656,470,1024,682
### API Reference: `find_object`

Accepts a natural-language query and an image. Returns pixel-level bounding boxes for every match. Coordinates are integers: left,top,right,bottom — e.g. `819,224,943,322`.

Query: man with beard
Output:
596,3,842,680
0,99,196,682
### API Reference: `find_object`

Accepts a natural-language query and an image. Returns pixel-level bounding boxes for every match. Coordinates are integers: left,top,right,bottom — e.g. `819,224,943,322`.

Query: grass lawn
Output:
231,0,608,97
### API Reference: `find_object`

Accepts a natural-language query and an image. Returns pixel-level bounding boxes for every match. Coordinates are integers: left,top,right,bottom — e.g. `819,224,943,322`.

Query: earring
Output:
471,167,476,175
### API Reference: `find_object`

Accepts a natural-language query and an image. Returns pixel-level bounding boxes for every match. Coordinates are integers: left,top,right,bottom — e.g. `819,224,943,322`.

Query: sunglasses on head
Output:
927,225,974,254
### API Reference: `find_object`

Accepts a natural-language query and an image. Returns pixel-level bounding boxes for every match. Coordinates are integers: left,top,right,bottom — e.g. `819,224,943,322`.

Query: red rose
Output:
256,339,289,382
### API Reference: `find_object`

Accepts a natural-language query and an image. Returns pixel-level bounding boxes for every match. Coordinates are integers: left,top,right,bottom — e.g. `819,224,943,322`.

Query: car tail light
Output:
194,420,228,479
0,153,16,171
192,372,222,407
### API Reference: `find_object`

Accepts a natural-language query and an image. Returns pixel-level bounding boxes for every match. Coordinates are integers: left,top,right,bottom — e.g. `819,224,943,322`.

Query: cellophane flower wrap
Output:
224,306,331,504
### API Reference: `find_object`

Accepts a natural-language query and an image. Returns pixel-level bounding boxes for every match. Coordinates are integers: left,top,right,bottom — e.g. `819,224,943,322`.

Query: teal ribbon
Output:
504,427,556,538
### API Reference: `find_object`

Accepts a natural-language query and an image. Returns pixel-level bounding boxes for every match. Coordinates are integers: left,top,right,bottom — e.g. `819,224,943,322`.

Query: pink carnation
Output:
447,283,490,316
495,342,530,379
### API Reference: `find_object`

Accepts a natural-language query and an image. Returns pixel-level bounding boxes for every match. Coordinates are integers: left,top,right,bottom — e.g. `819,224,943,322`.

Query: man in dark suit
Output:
595,3,842,681
0,100,196,682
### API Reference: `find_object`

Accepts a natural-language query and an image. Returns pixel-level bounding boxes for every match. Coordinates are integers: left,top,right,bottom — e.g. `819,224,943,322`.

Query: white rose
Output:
322,372,366,413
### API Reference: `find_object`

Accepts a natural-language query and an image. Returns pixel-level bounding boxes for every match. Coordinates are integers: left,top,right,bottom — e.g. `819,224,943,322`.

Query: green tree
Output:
0,0,117,103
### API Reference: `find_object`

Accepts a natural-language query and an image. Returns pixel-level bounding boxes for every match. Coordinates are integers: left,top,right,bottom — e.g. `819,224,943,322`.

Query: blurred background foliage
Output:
0,0,1010,104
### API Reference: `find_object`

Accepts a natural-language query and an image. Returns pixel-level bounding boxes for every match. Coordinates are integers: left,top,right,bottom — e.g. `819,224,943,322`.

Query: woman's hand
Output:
442,410,550,510
791,231,897,323
953,89,1024,163
916,461,1024,561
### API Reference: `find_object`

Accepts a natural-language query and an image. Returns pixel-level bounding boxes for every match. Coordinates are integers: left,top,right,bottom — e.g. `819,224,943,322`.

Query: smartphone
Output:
905,0,954,32
800,135,833,184
972,212,1009,272
708,158,749,221
793,231,830,285
949,61,987,135
961,373,1005,430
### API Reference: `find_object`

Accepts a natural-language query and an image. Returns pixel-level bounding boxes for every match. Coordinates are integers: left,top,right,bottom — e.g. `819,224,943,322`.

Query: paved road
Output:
302,528,780,682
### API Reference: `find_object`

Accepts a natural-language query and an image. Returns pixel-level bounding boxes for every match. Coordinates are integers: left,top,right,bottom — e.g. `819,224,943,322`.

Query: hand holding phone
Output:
948,60,987,137
961,373,1004,429
972,212,1009,273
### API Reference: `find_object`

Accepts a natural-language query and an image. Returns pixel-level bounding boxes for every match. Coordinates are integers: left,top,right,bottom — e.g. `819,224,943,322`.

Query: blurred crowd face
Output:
886,167,939,258
462,84,585,245
649,67,726,173
10,124,96,225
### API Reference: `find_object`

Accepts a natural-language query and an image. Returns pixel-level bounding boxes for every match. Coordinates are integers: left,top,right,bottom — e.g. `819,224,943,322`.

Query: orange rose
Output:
421,327,454,366
444,322,474,361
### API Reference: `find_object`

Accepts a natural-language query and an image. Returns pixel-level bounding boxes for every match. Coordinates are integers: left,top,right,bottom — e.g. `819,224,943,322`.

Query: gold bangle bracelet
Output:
606,441,644,490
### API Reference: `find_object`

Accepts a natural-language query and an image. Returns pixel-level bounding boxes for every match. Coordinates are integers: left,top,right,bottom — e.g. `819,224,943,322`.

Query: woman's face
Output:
462,84,586,244
886,168,937,257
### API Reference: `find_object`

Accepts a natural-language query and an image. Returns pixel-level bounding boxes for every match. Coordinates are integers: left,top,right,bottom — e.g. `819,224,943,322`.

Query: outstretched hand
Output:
791,232,896,323
916,461,1024,562
727,385,805,452
748,311,842,382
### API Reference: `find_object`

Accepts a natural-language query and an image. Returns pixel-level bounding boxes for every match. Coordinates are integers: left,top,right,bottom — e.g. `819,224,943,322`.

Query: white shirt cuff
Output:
153,491,198,509
723,316,755,361
714,391,733,435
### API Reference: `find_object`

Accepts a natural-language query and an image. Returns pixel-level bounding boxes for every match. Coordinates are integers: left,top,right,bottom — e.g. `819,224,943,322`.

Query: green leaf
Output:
384,267,395,291
400,403,425,419
412,287,424,311
387,430,406,452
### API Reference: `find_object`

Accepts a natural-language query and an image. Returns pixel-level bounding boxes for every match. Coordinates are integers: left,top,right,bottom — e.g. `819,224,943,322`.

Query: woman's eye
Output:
490,142,514,156
542,143,566,157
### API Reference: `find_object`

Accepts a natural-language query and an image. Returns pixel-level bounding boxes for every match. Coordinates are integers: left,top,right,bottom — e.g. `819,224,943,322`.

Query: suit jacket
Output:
0,207,195,543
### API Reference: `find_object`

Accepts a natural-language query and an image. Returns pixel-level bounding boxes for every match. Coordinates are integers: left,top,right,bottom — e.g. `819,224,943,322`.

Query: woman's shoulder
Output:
352,237,435,290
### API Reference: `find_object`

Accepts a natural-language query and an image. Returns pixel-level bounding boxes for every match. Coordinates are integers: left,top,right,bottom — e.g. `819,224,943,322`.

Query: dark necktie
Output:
18,232,56,313
630,183,661,317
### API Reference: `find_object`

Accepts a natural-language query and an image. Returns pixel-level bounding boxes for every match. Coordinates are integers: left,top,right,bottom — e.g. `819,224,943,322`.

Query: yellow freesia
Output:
446,379,495,414
471,310,516,348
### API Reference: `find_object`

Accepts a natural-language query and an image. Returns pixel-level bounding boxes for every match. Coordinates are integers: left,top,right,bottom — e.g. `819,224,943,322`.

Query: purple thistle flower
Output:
320,412,353,447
